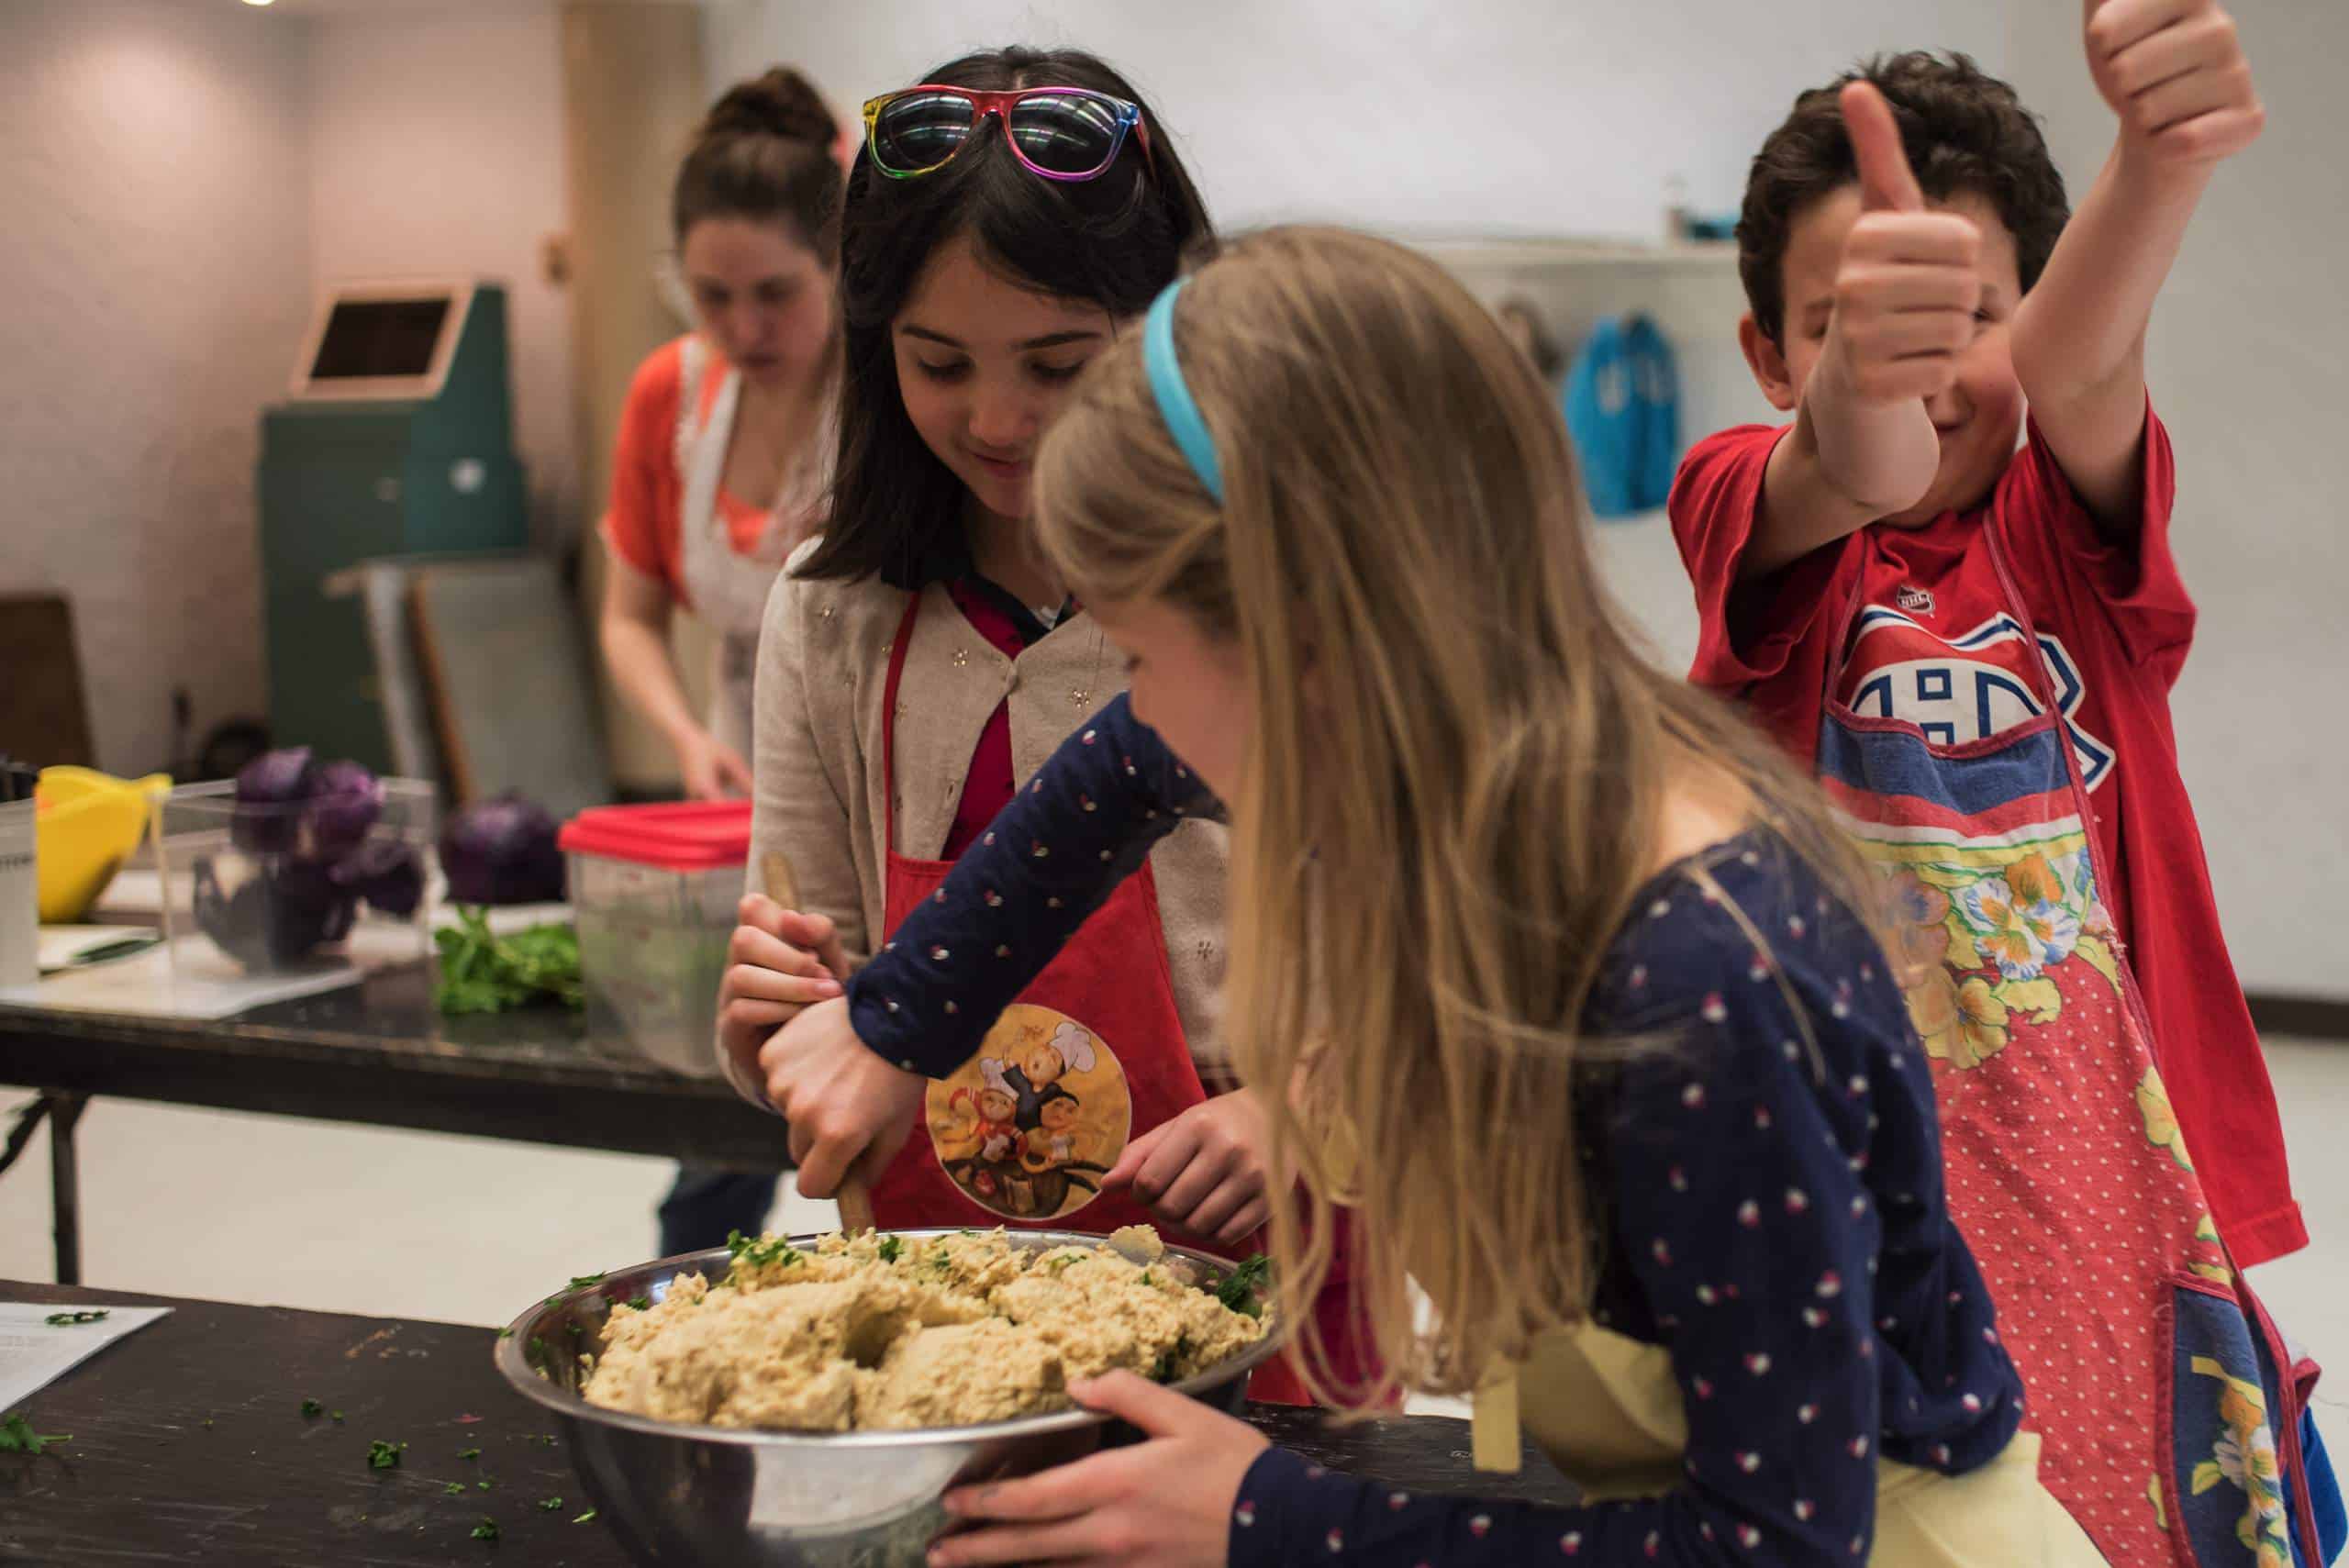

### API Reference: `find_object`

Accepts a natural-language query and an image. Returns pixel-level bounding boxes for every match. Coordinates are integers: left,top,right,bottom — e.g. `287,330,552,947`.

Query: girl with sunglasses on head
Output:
716,48,1367,1403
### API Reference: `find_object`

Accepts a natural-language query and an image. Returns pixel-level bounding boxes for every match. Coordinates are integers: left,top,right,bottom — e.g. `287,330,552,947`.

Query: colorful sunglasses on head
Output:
861,84,1154,182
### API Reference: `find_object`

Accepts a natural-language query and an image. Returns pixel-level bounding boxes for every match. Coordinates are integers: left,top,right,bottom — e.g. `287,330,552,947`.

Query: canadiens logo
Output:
1846,607,2115,792
1896,585,1935,615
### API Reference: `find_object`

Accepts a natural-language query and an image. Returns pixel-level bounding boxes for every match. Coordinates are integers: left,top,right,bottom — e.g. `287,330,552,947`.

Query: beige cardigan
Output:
746,538,1230,1069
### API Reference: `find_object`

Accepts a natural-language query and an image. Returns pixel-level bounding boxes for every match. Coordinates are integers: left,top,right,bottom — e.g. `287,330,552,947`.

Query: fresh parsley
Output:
0,1412,68,1454
300,1399,323,1418
477,1480,493,1491
725,1230,803,1272
444,1482,469,1497
458,1447,481,1461
626,1296,651,1312
470,1518,499,1542
537,1496,563,1512
43,1310,107,1327
875,1236,903,1264
434,908,583,1016
567,1273,606,1290
366,1440,406,1470
1215,1255,1272,1318
330,1410,346,1424
573,1509,598,1525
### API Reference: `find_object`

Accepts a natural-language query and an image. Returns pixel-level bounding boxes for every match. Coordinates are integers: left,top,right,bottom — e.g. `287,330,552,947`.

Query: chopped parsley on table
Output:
43,1310,108,1326
537,1496,564,1512
0,1413,68,1454
299,1399,322,1418
573,1509,598,1525
365,1440,406,1470
458,1446,481,1461
470,1518,499,1541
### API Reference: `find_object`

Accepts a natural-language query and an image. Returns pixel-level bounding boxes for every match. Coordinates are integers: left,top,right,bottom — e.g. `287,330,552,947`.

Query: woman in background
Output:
596,66,841,1255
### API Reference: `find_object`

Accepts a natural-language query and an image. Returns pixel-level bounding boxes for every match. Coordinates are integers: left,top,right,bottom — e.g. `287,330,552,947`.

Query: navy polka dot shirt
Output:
848,696,2026,1563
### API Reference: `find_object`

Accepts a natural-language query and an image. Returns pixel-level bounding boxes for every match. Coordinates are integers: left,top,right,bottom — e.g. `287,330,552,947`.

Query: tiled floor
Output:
3,1040,2342,1426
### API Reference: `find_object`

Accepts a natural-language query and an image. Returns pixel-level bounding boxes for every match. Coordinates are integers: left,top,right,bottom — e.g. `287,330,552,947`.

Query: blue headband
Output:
1142,277,1224,502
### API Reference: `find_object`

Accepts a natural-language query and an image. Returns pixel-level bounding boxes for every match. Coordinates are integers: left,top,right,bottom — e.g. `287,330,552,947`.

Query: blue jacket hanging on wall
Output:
1564,313,1680,518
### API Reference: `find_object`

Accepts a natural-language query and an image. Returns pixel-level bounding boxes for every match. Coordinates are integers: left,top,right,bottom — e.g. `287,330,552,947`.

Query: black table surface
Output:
0,1279,1575,1566
0,962,794,1169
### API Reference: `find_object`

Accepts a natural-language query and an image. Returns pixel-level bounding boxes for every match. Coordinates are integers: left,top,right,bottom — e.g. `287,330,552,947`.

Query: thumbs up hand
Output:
1822,82,1984,407
2085,0,2263,169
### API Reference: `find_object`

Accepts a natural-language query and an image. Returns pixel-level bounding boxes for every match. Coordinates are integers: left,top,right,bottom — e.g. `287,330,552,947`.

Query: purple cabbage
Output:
306,760,384,859
328,838,424,918
193,856,360,969
230,747,318,854
439,794,566,906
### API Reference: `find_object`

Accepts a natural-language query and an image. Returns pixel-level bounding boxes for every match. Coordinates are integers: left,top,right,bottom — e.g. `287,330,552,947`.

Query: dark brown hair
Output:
796,46,1214,586
1738,51,2069,345
673,67,843,261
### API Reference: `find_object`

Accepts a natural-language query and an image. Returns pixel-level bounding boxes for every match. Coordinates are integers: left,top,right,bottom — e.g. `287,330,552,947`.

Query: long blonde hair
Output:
1034,227,1874,1408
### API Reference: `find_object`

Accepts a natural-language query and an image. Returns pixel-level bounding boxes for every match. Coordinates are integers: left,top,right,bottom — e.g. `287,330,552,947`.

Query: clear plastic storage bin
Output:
155,776,436,982
559,802,751,1077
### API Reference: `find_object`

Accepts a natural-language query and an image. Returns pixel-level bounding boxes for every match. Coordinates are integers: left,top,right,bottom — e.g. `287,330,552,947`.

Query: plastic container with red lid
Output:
560,801,751,1077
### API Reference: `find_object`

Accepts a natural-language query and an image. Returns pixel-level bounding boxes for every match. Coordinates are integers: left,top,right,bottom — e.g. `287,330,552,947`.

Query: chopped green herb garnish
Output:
331,1411,345,1424
725,1229,803,1272
875,1236,904,1263
477,1480,493,1491
497,1327,513,1340
573,1509,598,1525
366,1440,406,1470
43,1310,108,1326
1140,1270,1154,1286
529,1337,548,1360
565,1322,583,1337
567,1273,606,1291
300,1399,322,1418
957,1229,977,1236
626,1296,651,1312
0,1413,68,1454
458,1447,481,1461
1216,1255,1272,1318
470,1518,500,1541
537,1496,563,1512
529,1433,559,1448
444,1482,469,1496
1047,1253,1078,1275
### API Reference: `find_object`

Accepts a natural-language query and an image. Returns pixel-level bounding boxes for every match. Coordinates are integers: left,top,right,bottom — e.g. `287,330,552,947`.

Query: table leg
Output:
49,1091,86,1285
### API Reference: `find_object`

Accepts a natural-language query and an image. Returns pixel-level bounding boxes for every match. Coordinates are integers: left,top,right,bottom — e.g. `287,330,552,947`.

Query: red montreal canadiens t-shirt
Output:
1665,408,2304,1266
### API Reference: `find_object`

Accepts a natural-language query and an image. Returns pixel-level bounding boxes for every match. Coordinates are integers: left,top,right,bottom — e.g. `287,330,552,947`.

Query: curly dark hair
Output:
1738,51,2069,345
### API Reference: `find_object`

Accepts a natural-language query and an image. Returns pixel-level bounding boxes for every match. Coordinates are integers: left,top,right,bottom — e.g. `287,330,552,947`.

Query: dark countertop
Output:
0,963,794,1168
0,1279,1576,1566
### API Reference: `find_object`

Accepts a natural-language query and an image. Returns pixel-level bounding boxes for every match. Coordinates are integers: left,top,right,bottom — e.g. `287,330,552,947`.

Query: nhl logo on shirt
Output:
1896,585,1935,615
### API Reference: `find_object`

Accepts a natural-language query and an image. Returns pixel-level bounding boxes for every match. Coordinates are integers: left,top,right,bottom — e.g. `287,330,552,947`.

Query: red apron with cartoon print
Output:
1814,529,2322,1566
864,593,1359,1406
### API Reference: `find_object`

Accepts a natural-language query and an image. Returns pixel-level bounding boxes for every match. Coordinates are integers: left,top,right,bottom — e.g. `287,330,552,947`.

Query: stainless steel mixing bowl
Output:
494,1229,1284,1567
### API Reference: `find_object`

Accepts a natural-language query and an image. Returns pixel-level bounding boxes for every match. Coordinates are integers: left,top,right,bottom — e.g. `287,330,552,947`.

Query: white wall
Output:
0,0,312,775
700,0,2009,239
305,1,578,550
2002,0,2348,997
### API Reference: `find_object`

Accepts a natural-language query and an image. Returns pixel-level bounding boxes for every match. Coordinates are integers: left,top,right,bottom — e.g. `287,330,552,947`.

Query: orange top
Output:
600,336,778,609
